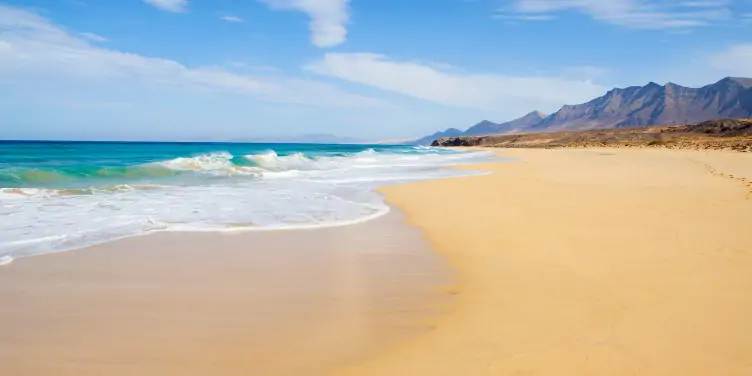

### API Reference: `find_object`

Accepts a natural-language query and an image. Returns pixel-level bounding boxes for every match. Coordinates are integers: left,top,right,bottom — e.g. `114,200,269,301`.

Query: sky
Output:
1,0,751,141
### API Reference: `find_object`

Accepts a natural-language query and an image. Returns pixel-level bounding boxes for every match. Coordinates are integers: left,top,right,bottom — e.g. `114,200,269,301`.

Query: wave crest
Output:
154,152,262,176
243,151,320,171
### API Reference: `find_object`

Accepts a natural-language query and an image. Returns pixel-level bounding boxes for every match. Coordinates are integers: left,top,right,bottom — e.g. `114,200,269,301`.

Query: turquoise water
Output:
0,141,491,264
0,141,426,188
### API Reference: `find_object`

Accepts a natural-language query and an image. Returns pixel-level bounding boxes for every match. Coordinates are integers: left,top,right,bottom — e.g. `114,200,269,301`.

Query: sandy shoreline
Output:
339,147,752,375
0,210,452,376
3,147,752,375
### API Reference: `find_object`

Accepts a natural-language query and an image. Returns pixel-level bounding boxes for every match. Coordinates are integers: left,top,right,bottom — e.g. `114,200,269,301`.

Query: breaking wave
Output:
0,144,496,262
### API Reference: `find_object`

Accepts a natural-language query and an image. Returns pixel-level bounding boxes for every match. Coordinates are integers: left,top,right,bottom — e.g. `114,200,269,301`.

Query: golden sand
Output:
0,212,450,376
338,148,752,375
4,148,752,376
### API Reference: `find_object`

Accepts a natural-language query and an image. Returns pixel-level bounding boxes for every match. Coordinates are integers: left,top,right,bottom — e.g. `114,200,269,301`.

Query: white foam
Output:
0,148,496,260
155,152,262,176
0,255,12,266
244,151,321,171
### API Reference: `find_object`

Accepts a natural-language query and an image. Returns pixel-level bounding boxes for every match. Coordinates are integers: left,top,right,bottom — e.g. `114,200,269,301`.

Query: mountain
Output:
464,111,548,136
412,111,547,145
412,128,465,146
529,77,752,132
414,77,752,145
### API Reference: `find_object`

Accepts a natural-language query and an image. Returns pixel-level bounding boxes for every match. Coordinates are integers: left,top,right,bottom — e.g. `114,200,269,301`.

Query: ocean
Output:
0,141,491,264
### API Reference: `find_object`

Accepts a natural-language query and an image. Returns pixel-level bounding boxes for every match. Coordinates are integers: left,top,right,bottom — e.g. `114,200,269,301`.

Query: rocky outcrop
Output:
413,128,465,146
431,136,490,147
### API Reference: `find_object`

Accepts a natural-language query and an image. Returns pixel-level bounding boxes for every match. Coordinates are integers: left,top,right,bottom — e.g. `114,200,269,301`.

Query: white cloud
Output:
492,13,555,21
502,0,733,29
221,15,244,22
79,32,107,42
258,0,349,47
306,53,606,116
0,5,383,108
707,44,752,77
142,0,187,13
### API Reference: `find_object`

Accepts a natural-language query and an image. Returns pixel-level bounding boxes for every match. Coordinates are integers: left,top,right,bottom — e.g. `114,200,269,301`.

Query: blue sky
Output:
1,0,751,141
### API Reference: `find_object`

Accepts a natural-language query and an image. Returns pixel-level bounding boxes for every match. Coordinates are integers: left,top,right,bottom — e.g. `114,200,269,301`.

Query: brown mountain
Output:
529,77,752,132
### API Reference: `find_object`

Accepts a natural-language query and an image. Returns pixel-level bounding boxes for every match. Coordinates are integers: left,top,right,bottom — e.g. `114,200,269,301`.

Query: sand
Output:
0,211,451,376
4,147,752,376
338,148,752,375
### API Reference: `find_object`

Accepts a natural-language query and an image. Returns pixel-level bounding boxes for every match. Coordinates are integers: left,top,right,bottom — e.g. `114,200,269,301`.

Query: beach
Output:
0,142,482,376
0,211,452,376
3,147,752,375
338,147,752,375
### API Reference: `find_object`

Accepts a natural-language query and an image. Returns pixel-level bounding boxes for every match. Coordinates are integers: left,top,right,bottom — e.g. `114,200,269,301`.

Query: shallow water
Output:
0,141,493,261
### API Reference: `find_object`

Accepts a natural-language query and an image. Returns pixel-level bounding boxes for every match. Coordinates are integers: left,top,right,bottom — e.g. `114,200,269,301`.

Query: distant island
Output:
415,77,752,145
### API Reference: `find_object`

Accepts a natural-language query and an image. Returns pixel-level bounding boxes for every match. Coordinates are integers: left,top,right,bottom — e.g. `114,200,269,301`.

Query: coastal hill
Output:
415,77,752,144
464,111,548,136
431,118,752,152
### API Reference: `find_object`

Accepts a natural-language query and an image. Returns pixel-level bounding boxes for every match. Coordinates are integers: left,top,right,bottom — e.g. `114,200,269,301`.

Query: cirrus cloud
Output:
221,15,244,23
498,0,733,29
306,52,606,118
142,0,187,13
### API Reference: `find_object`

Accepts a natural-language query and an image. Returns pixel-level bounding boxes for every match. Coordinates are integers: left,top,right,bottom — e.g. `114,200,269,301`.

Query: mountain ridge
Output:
414,77,752,145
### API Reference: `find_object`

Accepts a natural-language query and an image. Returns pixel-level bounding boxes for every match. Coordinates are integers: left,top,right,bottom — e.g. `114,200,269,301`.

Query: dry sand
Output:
338,148,752,375
0,211,451,376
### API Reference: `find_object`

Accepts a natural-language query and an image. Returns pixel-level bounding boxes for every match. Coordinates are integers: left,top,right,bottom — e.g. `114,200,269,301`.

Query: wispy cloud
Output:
258,0,349,47
229,61,283,72
707,44,752,77
142,0,187,13
491,13,555,21
306,53,605,116
0,5,383,108
220,15,244,23
499,0,733,29
79,32,107,42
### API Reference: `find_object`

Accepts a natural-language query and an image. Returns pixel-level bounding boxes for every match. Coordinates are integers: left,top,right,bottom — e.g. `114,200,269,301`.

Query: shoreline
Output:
0,205,393,268
0,208,454,376
338,147,752,375
0,150,497,266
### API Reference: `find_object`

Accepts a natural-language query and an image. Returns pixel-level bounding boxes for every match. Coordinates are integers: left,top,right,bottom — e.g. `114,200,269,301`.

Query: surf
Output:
0,142,495,262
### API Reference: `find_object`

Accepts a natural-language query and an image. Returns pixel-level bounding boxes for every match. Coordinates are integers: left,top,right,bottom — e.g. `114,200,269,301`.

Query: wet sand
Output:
339,148,752,375
0,211,452,376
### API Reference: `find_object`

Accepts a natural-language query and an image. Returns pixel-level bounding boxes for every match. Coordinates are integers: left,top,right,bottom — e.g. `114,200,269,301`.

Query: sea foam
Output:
0,255,12,266
0,145,495,262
